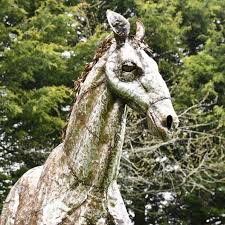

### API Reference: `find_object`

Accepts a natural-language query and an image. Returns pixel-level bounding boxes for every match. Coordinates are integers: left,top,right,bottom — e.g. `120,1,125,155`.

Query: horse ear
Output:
135,20,145,42
106,10,130,45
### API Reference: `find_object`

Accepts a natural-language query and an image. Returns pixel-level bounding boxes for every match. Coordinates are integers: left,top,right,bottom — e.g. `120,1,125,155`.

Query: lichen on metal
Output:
0,10,179,225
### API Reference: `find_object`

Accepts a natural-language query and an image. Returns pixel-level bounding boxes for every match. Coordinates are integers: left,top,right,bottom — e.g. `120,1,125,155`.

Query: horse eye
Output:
122,63,136,72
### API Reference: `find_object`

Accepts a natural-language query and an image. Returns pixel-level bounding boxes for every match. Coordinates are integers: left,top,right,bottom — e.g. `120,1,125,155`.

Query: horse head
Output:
105,10,179,139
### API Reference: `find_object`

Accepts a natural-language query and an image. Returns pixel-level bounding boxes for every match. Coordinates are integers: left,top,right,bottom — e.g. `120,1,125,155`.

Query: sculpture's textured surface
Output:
0,10,178,225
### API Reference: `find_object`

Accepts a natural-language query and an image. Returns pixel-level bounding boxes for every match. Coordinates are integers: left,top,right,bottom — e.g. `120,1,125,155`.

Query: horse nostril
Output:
166,115,173,130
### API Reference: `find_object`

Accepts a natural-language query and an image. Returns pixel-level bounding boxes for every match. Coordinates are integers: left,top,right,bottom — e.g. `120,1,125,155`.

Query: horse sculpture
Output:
0,10,179,225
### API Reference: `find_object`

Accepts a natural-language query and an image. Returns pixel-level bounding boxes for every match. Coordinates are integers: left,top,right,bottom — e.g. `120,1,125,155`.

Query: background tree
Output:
0,0,225,224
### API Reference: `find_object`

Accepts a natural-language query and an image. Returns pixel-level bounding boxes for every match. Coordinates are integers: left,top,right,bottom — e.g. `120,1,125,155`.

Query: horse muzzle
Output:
146,101,179,140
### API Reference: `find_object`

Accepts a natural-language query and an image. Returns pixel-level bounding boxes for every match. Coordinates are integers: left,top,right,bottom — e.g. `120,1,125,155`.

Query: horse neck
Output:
63,54,126,189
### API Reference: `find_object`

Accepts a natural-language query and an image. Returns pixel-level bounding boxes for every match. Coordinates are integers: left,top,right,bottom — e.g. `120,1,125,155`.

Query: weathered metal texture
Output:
1,10,179,225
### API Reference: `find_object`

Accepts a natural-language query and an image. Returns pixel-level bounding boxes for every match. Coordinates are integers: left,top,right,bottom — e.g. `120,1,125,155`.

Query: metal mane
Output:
74,35,113,96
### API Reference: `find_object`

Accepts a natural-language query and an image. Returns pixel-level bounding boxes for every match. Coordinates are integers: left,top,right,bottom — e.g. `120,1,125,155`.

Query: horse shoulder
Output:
0,166,43,225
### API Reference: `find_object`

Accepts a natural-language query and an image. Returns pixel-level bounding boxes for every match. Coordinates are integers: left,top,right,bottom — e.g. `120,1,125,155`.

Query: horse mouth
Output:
146,109,171,140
